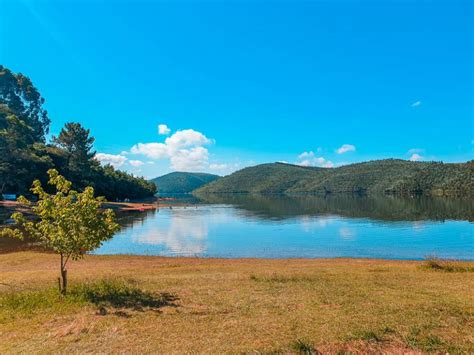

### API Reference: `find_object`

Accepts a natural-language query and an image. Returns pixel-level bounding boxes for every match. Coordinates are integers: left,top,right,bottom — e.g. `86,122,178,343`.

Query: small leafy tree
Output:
2,169,119,294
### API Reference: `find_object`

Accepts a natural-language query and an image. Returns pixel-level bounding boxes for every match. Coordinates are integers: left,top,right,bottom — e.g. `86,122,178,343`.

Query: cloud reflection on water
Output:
130,209,209,256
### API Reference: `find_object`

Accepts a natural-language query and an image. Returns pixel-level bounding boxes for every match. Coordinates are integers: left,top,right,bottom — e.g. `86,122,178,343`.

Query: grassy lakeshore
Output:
0,252,473,353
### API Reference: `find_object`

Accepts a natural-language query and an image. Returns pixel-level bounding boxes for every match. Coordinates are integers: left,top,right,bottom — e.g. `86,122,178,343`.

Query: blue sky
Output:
1,0,472,178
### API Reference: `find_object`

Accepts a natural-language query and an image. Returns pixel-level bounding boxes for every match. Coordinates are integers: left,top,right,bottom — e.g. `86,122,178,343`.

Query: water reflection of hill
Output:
194,194,473,222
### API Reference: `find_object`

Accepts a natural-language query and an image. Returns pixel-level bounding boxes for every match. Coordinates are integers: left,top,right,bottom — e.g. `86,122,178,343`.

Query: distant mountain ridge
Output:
195,159,473,196
151,172,220,193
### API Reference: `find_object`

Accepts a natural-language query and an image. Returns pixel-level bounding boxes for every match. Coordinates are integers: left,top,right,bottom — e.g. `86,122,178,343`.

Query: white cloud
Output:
158,124,171,135
165,129,211,148
411,100,421,107
129,160,145,167
409,153,423,161
296,151,334,168
170,146,209,171
128,126,243,174
132,210,208,256
131,142,168,159
336,144,356,154
96,153,127,168
130,129,213,172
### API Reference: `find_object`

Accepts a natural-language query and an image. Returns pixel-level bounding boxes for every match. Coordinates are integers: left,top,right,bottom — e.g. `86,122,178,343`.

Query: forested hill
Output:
151,172,220,193
195,160,473,196
0,65,156,200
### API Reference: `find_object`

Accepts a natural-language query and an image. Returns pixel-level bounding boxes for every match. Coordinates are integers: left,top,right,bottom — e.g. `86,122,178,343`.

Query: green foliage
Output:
151,171,220,193
3,169,119,262
52,122,96,182
1,170,120,293
0,106,54,196
94,164,156,200
0,65,50,141
196,160,473,196
2,169,119,259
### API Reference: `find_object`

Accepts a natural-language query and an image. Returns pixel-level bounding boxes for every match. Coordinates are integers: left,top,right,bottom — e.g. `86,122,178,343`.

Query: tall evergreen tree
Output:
52,122,97,183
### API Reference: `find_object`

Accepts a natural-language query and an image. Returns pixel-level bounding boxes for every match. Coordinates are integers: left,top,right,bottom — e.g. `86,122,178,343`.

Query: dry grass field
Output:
0,252,473,353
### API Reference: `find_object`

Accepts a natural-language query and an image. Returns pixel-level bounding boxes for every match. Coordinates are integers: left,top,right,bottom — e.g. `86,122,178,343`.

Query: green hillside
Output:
151,172,220,193
195,159,473,196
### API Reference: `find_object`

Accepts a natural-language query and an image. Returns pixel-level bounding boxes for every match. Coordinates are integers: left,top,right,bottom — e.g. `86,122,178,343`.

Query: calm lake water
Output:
94,195,474,260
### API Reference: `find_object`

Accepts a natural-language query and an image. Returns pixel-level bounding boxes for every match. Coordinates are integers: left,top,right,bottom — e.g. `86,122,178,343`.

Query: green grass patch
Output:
0,285,85,315
404,326,447,352
0,278,178,320
290,339,318,354
422,257,474,272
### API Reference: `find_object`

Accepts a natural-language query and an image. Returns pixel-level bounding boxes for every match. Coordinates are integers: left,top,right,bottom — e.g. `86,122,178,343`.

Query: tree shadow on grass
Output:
71,279,179,315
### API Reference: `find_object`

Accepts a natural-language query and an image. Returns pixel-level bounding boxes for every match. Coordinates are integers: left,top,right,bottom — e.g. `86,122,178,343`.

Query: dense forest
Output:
195,160,473,196
151,172,220,194
0,65,156,200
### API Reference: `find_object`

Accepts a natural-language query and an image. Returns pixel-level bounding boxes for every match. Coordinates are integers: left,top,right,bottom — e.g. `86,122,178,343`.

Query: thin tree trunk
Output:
59,254,68,295
61,268,67,295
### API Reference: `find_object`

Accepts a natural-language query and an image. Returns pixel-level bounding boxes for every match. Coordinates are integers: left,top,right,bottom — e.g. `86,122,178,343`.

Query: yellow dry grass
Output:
0,252,473,353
